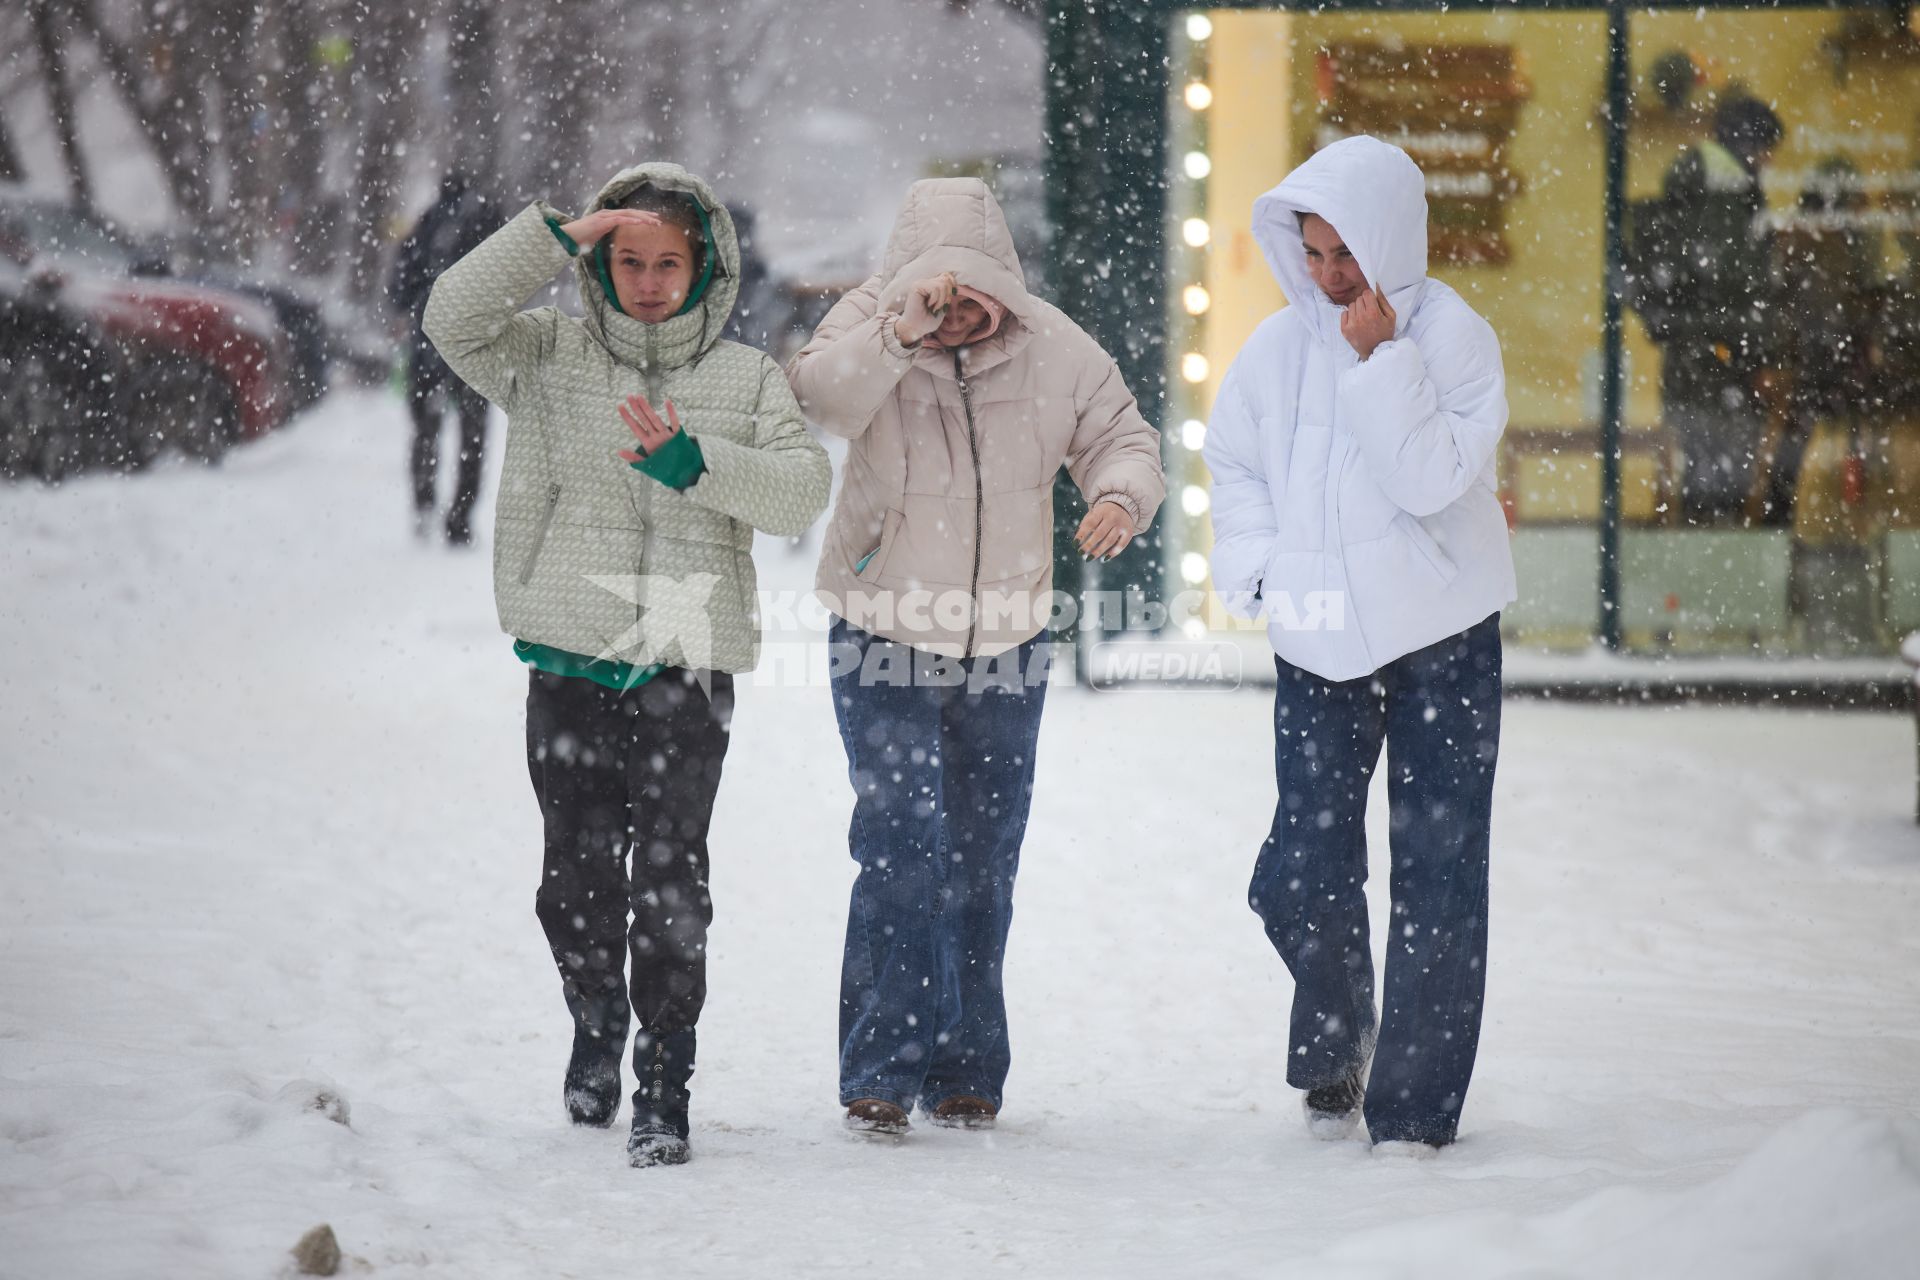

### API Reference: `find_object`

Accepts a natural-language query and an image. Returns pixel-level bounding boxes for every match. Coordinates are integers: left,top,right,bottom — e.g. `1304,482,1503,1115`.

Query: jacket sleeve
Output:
1064,348,1165,536
1202,363,1274,619
422,201,571,410
783,273,920,439
683,357,833,537
1336,315,1507,518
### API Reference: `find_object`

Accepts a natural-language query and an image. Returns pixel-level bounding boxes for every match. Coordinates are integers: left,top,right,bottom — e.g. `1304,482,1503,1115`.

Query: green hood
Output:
571,162,740,369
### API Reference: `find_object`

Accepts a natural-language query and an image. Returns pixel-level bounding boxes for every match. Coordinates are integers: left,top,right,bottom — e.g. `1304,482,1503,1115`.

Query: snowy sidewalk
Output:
2,391,1917,1279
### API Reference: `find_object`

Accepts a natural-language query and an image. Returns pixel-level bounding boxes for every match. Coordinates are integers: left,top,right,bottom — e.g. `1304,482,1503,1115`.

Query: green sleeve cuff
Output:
544,217,579,257
631,431,706,491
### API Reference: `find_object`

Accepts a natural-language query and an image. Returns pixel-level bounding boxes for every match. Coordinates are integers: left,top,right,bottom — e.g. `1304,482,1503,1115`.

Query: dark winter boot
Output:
844,1099,910,1137
564,1027,623,1128
563,994,626,1128
1303,1066,1366,1141
627,1028,695,1167
928,1095,997,1130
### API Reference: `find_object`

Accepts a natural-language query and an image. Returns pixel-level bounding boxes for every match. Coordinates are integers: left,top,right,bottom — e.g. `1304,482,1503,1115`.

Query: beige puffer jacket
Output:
789,178,1165,658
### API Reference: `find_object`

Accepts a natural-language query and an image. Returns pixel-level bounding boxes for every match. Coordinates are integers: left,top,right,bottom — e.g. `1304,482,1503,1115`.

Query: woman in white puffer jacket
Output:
1205,135,1514,1153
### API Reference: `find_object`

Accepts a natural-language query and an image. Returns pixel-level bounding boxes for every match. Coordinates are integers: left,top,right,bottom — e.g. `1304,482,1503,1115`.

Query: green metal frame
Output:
1043,0,1898,650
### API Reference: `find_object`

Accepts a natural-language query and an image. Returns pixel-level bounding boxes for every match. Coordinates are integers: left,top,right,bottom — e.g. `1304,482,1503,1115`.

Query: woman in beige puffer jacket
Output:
787,177,1164,1136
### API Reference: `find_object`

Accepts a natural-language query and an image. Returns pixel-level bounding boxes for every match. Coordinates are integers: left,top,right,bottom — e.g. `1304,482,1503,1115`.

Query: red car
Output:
0,193,291,459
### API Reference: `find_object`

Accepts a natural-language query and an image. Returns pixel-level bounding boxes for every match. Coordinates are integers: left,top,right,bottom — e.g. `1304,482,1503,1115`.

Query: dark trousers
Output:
526,668,733,1044
828,617,1051,1112
1249,614,1502,1146
409,364,488,525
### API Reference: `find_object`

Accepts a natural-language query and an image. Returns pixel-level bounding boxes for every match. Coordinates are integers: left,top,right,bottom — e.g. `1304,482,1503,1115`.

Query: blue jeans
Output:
828,617,1051,1112
1250,613,1501,1146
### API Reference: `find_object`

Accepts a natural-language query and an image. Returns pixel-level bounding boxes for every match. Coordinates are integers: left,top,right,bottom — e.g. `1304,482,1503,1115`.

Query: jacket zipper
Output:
634,328,662,585
953,349,984,660
642,327,663,408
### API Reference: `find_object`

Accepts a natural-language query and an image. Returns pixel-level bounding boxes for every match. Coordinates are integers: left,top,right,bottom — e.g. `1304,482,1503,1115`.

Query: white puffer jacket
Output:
1205,135,1517,681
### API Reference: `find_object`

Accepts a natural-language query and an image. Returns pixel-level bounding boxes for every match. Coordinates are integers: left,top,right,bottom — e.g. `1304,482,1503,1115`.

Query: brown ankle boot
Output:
844,1099,910,1136
929,1095,998,1130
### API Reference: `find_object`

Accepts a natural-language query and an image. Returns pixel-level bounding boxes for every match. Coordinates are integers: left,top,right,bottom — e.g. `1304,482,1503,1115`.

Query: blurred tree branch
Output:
26,0,93,210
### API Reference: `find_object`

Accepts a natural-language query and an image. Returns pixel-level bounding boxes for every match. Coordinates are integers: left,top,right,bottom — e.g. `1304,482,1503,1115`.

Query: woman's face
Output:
607,219,697,323
1300,213,1367,308
934,295,989,346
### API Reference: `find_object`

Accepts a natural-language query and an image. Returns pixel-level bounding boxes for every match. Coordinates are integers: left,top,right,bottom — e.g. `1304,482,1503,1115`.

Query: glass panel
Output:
1623,9,1918,655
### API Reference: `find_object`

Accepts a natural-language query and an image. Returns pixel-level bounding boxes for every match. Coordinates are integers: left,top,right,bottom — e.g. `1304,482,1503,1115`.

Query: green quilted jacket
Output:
424,162,830,674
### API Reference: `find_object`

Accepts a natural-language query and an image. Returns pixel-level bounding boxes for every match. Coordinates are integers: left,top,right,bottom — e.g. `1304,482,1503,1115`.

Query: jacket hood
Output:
573,162,740,367
875,178,1037,338
1251,135,1429,345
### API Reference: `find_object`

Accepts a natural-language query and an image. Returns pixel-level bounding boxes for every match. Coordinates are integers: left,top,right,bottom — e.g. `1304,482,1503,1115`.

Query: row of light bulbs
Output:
1177,12,1216,592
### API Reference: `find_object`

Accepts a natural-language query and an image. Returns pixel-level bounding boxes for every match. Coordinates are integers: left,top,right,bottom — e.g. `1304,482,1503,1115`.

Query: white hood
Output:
1251,135,1429,346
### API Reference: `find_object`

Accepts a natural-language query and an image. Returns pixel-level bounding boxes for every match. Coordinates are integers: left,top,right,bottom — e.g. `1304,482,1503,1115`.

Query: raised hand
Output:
616,394,682,462
1339,283,1397,361
559,208,664,251
895,272,958,347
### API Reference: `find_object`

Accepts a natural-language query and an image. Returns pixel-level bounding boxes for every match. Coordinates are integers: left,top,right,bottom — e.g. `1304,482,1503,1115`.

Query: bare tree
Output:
0,6,33,185
268,1,347,277
497,0,629,206
341,0,422,301
700,2,794,186
140,0,219,226
0,109,21,184
205,3,275,258
444,0,500,189
26,0,94,210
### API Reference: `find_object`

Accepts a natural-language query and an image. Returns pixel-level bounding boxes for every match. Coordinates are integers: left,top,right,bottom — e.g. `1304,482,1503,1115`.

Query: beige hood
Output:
872,179,1037,375
789,177,1166,659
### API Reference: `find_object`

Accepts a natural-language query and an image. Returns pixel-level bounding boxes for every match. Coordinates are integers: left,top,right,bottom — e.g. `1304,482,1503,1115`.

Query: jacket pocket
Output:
856,508,903,583
1398,511,1459,584
519,481,562,585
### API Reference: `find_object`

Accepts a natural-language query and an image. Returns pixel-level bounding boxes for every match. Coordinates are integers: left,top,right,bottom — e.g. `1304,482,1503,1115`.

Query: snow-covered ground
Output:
2,390,1917,1279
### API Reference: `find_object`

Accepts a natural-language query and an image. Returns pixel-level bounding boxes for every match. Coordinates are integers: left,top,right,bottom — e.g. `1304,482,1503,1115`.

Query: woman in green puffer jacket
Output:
424,162,830,1171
